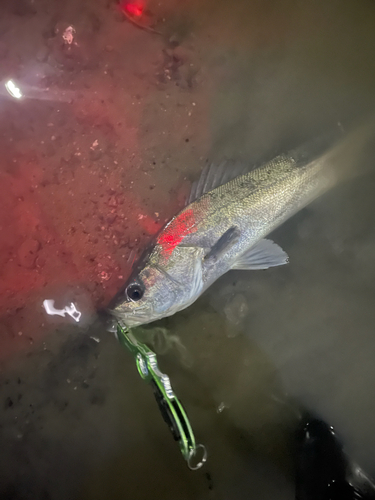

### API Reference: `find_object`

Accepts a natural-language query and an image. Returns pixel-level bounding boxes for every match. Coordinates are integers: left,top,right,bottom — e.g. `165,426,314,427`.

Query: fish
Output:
108,122,374,327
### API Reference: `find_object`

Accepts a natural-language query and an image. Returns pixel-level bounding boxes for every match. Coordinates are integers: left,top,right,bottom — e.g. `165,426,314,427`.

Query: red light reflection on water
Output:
119,0,144,18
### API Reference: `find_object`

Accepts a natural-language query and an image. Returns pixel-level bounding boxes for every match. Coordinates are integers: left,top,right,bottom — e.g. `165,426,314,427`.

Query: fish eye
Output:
126,283,144,302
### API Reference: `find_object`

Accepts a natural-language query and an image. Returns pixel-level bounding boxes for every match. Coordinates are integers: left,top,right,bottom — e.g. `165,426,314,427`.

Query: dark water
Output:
1,0,375,498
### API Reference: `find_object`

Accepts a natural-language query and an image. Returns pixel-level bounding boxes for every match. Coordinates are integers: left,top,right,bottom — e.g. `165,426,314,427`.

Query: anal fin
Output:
231,239,289,270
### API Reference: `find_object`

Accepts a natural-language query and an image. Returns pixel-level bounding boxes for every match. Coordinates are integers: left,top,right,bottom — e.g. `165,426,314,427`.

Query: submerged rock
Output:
223,293,249,328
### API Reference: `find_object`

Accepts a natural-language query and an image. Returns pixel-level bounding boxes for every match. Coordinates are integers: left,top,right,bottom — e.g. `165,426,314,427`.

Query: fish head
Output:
108,244,205,327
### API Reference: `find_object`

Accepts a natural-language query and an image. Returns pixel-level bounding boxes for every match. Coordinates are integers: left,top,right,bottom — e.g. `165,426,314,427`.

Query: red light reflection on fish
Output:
157,208,197,255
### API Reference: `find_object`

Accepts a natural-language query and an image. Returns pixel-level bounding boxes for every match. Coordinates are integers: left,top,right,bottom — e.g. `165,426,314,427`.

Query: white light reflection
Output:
43,299,82,322
62,26,75,45
5,80,23,99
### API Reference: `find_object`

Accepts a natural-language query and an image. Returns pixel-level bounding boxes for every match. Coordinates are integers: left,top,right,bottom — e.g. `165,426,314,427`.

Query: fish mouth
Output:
107,305,155,328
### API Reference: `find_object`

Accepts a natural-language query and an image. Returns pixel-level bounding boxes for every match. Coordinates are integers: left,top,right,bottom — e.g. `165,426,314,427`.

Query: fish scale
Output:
182,155,331,253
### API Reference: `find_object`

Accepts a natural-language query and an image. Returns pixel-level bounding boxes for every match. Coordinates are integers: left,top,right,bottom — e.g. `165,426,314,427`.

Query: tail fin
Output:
323,116,375,184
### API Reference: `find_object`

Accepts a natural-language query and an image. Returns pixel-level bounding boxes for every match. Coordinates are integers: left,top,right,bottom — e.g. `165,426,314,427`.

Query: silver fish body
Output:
108,127,370,327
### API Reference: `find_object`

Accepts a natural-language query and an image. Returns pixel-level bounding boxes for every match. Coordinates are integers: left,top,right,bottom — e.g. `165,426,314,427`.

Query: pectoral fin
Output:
231,239,289,270
204,226,241,264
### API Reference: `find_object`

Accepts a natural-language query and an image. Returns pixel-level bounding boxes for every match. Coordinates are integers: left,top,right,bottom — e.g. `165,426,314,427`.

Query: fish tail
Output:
324,116,375,184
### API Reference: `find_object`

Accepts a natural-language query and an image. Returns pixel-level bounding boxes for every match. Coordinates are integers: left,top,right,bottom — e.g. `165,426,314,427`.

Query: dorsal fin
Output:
187,125,345,206
187,160,251,205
